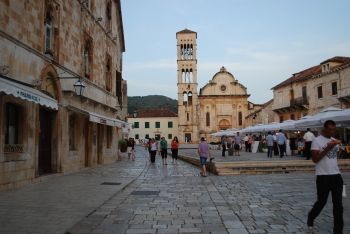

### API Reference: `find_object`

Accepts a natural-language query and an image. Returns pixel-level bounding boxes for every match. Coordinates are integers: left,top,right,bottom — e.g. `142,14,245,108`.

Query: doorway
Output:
84,120,90,167
97,124,104,164
185,133,191,143
38,108,55,175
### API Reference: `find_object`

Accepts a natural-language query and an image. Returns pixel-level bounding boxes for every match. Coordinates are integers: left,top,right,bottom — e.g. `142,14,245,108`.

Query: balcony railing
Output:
290,97,309,107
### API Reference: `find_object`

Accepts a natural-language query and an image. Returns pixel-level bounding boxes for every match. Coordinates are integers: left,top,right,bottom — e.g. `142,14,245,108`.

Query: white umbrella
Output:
320,108,350,126
278,120,296,131
295,107,342,129
263,122,282,132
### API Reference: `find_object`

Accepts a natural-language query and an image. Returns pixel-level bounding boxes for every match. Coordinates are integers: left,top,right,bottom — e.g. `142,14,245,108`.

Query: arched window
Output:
188,92,193,105
238,111,243,126
44,8,53,54
206,112,210,127
83,37,92,79
183,92,188,105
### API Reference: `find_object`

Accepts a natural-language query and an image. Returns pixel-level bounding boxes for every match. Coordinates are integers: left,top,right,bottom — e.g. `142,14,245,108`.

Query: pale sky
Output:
121,0,350,104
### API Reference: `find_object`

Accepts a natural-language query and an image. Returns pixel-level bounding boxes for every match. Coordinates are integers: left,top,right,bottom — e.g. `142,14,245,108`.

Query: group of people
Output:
221,132,242,156
143,137,179,165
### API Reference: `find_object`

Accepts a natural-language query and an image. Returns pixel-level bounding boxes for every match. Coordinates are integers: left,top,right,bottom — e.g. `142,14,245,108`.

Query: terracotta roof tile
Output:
272,56,350,90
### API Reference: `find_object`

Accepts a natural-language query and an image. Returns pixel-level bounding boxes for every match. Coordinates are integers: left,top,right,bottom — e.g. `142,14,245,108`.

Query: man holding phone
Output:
307,120,343,234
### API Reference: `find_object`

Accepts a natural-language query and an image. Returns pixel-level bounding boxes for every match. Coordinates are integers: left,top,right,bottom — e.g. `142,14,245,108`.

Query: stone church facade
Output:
176,29,255,143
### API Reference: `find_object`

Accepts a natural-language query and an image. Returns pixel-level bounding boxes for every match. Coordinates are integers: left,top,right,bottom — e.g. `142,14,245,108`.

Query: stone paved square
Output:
0,147,349,234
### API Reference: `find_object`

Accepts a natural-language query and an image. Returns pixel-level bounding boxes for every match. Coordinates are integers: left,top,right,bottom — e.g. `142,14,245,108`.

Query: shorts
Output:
200,157,207,165
171,149,178,159
234,144,240,150
127,147,132,153
161,149,167,159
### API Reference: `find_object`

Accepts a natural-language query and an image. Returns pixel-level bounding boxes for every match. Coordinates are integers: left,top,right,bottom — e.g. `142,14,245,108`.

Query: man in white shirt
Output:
244,134,249,152
307,120,343,234
303,128,315,160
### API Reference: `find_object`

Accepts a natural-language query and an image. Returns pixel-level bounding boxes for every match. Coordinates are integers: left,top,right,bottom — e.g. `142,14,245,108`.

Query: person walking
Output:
127,138,134,160
276,130,287,158
149,138,157,163
244,134,249,152
304,128,315,160
266,132,274,158
160,137,168,165
222,136,227,157
273,132,279,156
234,132,241,156
307,120,343,234
247,134,253,152
198,137,211,177
130,138,136,161
171,136,179,164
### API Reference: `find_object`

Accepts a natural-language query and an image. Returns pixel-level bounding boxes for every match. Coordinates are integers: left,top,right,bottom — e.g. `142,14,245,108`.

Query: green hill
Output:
128,95,178,114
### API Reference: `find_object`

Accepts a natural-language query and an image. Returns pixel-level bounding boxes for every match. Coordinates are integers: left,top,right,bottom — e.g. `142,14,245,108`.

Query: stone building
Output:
128,109,178,142
0,0,128,190
245,99,275,126
176,29,255,143
272,56,350,122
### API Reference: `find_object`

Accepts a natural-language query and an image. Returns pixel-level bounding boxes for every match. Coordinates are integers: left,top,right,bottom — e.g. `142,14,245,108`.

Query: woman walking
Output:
149,138,157,163
171,136,179,164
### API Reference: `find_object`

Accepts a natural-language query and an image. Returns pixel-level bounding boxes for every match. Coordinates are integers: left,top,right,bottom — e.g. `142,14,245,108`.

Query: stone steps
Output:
178,154,350,175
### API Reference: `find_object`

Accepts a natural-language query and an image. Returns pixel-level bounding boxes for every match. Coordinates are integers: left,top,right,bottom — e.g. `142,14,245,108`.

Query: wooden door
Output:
38,108,53,175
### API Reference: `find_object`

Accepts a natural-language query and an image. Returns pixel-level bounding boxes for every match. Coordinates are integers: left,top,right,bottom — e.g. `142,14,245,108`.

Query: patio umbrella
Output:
295,107,342,129
320,108,350,127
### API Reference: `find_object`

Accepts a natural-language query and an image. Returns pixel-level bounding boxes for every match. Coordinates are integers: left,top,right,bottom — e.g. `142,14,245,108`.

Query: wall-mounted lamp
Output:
73,79,86,96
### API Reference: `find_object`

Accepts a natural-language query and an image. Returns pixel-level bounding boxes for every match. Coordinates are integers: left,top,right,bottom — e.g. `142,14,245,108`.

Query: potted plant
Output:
261,140,268,153
118,139,128,152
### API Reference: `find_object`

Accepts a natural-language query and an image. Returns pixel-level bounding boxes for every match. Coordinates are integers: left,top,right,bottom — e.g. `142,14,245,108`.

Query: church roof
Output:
176,28,197,37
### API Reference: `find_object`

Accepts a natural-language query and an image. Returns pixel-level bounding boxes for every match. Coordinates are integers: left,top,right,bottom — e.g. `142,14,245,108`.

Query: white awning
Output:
0,76,58,110
89,111,128,128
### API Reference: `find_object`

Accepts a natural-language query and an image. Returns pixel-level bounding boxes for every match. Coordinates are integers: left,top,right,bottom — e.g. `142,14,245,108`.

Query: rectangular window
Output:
5,103,20,145
145,134,149,139
145,122,150,128
302,86,307,99
168,134,172,140
317,86,323,99
238,112,243,126
279,115,284,123
133,122,139,128
332,82,338,95
155,122,160,128
106,126,113,148
106,54,112,92
135,134,139,140
69,115,76,150
168,121,173,128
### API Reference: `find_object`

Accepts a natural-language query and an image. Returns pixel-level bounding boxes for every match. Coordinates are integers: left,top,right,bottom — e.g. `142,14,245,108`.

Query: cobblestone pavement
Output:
1,147,349,234
68,147,350,234
178,148,305,162
0,153,147,234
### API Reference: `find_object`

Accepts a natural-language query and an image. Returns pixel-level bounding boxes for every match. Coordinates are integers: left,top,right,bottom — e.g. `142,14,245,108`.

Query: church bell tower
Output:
176,29,199,143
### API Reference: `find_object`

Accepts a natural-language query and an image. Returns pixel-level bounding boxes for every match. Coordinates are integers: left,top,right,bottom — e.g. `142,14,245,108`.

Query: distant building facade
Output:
245,99,275,126
176,29,257,143
128,109,178,141
272,56,350,122
0,0,127,190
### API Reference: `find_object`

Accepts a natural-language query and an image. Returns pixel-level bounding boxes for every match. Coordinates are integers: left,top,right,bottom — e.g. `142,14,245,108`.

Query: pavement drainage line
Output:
207,177,250,233
65,161,150,233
